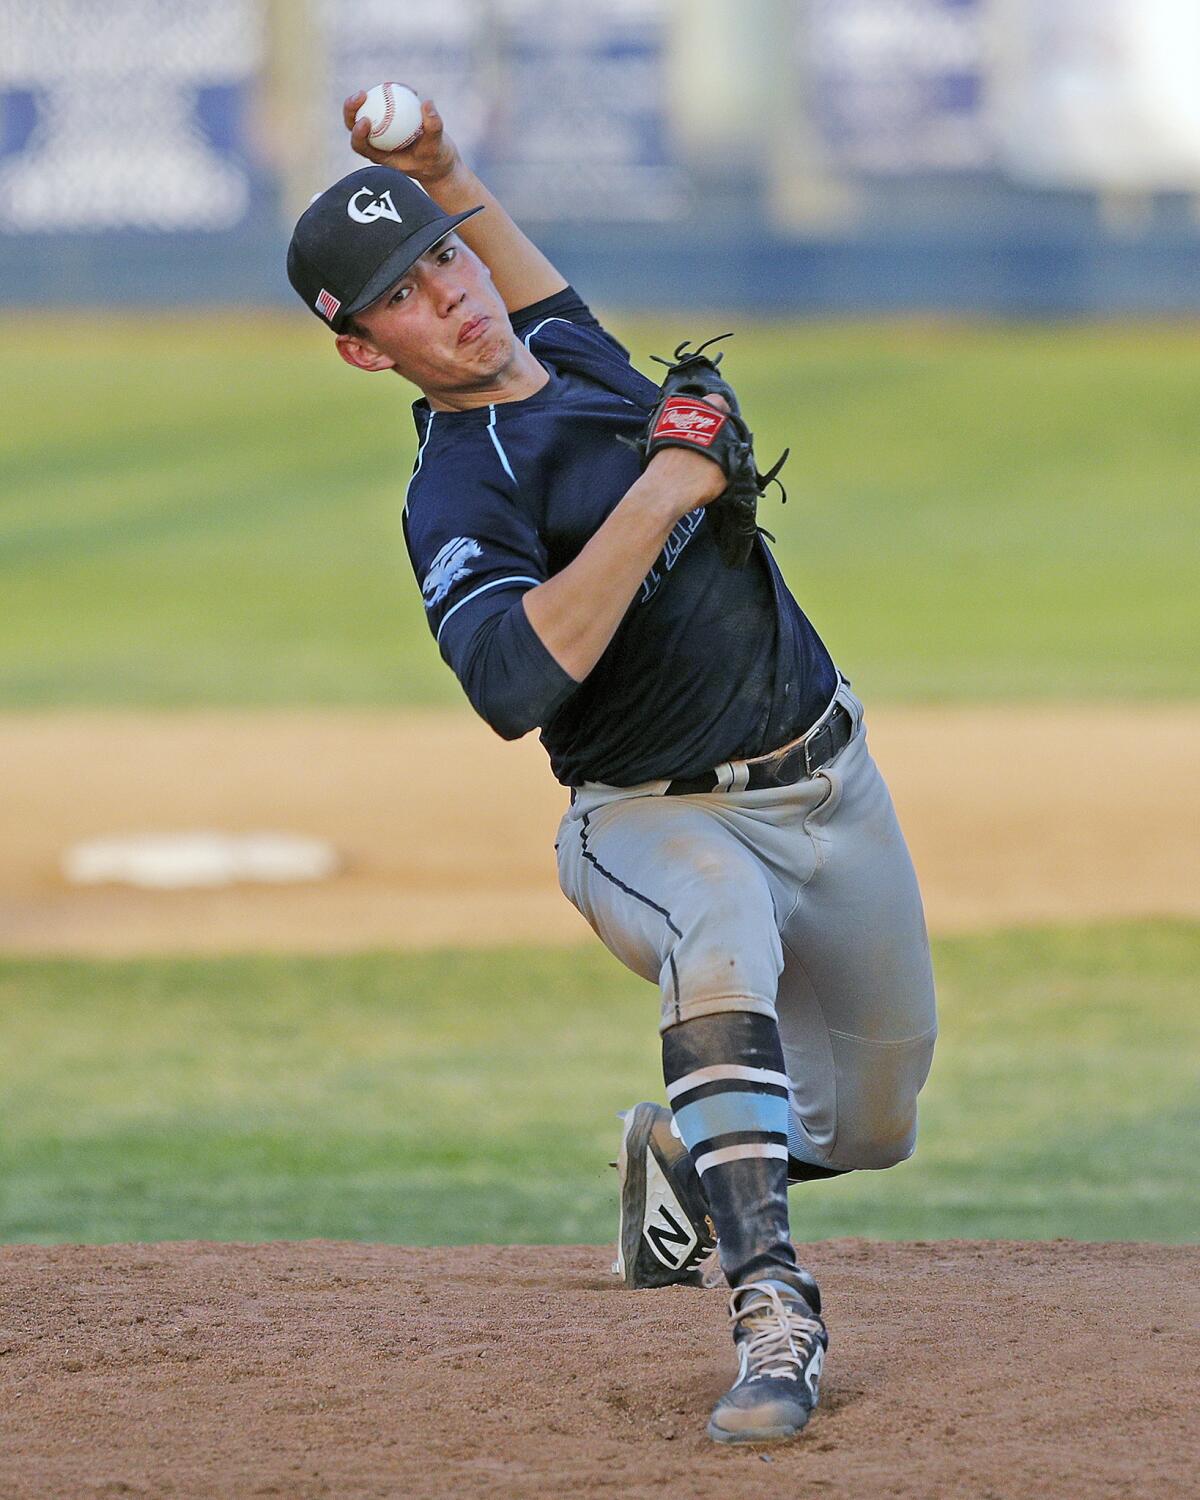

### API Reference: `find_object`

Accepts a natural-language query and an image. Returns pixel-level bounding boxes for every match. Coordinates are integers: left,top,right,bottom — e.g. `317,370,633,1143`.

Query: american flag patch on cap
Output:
315,288,342,322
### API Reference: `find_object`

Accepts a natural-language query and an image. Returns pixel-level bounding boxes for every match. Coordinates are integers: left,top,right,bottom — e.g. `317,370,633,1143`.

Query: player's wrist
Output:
418,149,471,197
626,468,703,529
644,446,728,508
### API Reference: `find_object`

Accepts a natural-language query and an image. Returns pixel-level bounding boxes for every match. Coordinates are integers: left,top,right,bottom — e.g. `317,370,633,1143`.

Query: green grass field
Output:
2,315,1197,706
3,314,1196,1252
2,923,1196,1247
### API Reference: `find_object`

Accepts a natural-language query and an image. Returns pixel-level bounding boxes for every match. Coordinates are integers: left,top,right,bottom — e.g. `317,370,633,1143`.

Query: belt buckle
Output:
745,698,846,790
806,700,848,777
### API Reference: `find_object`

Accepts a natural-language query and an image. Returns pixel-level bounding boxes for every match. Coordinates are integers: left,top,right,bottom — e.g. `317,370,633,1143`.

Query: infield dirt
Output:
1,1238,1195,1499
2,703,1198,954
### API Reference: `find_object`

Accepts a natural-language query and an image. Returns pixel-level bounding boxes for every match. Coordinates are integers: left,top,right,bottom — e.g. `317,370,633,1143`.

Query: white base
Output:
62,831,340,890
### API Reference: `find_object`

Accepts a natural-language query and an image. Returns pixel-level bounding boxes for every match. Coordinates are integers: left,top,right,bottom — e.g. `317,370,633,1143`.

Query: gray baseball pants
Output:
556,680,938,1173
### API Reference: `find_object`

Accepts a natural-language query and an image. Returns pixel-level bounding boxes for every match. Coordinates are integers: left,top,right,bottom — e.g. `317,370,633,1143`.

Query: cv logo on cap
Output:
348,187,403,225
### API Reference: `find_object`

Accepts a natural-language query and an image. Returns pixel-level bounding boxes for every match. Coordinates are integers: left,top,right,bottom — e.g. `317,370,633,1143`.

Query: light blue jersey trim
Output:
435,575,541,644
673,1090,787,1145
403,410,435,515
523,316,572,348
486,405,517,485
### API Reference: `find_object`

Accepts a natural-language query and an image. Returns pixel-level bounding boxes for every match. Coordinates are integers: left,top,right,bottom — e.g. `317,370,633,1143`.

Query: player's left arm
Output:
343,90,567,313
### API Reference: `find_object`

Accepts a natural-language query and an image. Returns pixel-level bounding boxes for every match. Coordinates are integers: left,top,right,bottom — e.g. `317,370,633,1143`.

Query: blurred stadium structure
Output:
3,0,1200,312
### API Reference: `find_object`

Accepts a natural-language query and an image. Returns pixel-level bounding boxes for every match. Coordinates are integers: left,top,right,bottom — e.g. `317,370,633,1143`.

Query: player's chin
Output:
460,330,514,375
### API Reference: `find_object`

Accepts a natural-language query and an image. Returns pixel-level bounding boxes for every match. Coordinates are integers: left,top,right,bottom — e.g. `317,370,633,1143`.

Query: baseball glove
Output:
631,334,789,568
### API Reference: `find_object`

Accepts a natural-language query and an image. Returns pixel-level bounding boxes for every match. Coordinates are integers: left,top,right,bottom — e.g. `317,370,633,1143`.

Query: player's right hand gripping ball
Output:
634,334,789,568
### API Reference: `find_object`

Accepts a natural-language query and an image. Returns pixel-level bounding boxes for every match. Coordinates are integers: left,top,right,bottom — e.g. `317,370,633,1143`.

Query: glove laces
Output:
650,331,734,370
730,1281,824,1383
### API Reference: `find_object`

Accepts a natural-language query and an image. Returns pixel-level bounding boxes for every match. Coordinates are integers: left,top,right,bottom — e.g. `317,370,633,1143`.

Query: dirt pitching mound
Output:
2,704,1199,955
1,1240,1194,1499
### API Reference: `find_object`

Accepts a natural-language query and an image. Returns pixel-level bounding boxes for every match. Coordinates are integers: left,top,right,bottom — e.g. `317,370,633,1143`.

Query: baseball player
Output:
286,90,937,1446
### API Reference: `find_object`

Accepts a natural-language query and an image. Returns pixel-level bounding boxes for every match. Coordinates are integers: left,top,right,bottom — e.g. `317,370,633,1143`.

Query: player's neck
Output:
425,343,549,412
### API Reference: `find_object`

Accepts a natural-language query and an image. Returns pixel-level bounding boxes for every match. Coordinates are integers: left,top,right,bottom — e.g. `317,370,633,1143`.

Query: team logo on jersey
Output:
347,187,403,225
422,537,482,607
639,507,705,604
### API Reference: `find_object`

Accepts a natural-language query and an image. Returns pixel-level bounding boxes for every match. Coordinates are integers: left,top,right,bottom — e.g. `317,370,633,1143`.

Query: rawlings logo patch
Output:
422,536,482,608
652,397,725,447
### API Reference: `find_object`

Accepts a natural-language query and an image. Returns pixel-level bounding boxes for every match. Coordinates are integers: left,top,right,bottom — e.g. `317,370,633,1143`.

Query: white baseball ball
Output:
356,82,424,153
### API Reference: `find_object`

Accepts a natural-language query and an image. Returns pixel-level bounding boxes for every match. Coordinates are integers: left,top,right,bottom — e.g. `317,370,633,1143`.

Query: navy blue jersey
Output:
402,287,837,786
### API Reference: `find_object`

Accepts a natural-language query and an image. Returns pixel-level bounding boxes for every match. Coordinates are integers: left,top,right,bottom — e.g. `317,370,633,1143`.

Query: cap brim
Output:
344,205,485,321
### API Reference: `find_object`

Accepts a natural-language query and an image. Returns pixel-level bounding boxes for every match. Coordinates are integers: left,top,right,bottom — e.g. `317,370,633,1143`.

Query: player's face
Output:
336,236,517,397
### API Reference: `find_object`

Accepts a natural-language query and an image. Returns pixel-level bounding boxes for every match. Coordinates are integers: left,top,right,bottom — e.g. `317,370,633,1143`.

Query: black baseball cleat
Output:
614,1102,716,1288
707,1279,829,1444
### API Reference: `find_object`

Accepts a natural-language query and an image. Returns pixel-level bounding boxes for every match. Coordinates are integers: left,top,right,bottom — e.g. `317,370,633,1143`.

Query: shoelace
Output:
682,1214,718,1274
730,1281,824,1383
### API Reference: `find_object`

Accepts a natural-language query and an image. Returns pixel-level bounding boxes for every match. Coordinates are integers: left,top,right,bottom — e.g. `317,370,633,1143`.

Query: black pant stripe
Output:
579,810,683,1023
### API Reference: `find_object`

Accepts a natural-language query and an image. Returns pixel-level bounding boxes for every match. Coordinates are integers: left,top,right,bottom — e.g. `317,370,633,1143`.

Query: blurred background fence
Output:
4,0,1200,314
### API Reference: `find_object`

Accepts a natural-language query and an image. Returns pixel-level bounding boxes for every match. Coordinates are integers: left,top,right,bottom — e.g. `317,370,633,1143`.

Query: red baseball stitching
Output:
370,82,421,149
375,83,396,138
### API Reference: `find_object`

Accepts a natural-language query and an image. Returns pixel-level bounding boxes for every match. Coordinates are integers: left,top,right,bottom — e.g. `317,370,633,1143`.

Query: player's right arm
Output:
522,444,726,681
343,91,567,314
410,411,727,742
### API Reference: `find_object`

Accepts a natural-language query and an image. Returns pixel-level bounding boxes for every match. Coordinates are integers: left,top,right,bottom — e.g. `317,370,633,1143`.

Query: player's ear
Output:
335,332,396,373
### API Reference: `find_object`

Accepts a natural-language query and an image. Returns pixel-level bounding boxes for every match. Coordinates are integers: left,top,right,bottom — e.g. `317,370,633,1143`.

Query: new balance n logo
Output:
644,1201,698,1270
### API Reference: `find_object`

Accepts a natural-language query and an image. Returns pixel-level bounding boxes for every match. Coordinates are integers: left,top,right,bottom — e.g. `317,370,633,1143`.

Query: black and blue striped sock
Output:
662,1010,810,1296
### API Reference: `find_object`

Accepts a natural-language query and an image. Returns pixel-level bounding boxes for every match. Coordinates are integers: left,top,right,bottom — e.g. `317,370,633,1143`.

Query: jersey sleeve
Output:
508,284,632,363
404,464,578,741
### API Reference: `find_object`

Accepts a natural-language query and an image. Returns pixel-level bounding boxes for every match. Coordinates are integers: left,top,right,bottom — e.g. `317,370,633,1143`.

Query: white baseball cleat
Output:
613,1102,716,1289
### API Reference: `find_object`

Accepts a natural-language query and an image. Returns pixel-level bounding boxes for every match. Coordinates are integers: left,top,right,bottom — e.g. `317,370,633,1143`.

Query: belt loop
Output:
836,673,861,732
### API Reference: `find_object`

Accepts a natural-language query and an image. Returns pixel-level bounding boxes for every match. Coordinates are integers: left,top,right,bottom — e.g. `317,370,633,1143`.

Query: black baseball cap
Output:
286,165,483,333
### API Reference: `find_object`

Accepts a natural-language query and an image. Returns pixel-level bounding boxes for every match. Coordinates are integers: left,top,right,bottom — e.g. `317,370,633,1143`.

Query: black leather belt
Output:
663,700,854,797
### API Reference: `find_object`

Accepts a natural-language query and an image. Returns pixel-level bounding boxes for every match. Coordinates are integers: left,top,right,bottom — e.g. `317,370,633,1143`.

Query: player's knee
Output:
834,1109,918,1171
673,906,782,1018
828,1032,935,1170
650,843,783,1024
666,919,783,1029
831,1089,919,1168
